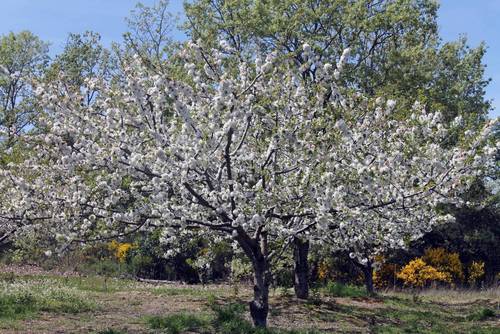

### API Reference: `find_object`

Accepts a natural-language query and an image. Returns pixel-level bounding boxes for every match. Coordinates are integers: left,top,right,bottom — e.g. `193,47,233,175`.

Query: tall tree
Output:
0,31,49,155
0,31,48,245
45,31,114,106
182,0,493,297
123,0,178,72
183,0,490,122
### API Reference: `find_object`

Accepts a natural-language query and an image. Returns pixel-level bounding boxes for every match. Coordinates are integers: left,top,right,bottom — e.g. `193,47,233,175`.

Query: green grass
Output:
0,272,137,293
45,275,137,293
369,296,497,334
1,272,498,333
467,307,496,321
146,302,322,334
146,313,212,334
0,278,98,321
323,282,368,298
150,286,226,298
96,329,127,334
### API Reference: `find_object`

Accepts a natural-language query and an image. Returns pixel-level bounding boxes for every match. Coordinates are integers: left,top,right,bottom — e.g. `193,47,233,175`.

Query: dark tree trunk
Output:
250,256,270,327
236,229,271,328
362,261,375,296
293,237,309,299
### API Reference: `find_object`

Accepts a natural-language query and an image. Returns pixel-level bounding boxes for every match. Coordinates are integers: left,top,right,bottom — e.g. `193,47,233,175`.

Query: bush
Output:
373,262,399,289
107,240,136,263
397,258,450,288
468,261,485,286
422,247,464,283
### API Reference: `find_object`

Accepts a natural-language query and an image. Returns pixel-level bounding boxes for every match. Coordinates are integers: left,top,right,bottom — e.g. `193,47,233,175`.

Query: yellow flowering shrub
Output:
397,258,451,287
317,260,331,281
468,261,485,285
373,263,399,289
108,240,136,263
422,247,464,283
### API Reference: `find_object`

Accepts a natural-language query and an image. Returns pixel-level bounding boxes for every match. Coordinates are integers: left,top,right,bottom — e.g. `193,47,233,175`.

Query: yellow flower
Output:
397,258,451,287
468,261,485,285
108,240,136,263
317,260,331,281
373,262,399,289
422,247,464,283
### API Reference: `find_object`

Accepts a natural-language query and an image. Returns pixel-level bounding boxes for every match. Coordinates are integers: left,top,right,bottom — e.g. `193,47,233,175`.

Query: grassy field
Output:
0,269,498,333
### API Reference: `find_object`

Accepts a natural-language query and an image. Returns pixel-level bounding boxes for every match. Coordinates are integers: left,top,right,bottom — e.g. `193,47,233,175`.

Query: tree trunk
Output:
250,256,270,327
293,237,309,299
236,229,271,328
362,261,375,296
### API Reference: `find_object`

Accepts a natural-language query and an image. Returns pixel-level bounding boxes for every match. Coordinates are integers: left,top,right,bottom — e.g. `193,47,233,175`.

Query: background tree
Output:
0,31,49,246
183,0,491,123
0,31,49,158
45,31,114,103
313,95,496,294
123,0,178,73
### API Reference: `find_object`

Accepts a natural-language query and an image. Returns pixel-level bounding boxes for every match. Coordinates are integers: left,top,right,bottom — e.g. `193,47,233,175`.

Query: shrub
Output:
397,258,451,288
468,261,485,286
422,247,464,283
373,262,399,289
230,257,253,283
467,308,496,321
108,240,136,263
317,260,331,282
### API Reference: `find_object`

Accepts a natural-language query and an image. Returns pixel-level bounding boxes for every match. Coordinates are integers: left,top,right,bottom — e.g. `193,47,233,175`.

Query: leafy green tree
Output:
0,31,49,156
46,31,114,105
184,0,490,122
123,0,178,72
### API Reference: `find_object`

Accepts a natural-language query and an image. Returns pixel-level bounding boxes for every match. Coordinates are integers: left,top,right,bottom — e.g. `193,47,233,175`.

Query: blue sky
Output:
0,0,498,118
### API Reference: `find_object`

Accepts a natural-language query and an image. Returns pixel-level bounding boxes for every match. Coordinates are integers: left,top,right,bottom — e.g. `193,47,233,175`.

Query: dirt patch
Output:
0,264,79,278
335,297,385,310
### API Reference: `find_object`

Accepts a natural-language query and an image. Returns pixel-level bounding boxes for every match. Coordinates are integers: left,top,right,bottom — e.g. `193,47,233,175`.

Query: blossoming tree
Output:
312,94,497,294
0,35,496,326
0,40,340,326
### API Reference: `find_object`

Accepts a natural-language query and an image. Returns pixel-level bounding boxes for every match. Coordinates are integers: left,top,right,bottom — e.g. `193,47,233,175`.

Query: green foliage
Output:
467,308,496,321
184,0,490,124
0,31,49,144
46,31,113,91
324,282,368,298
123,0,178,72
146,313,211,334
